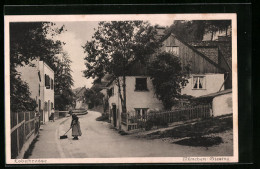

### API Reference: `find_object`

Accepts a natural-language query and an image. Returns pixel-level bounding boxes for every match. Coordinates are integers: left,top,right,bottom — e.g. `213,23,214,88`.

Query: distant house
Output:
16,58,54,124
73,86,87,109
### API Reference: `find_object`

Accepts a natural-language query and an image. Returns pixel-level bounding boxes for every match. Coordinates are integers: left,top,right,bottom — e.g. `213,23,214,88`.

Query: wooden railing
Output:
123,104,212,131
11,112,40,159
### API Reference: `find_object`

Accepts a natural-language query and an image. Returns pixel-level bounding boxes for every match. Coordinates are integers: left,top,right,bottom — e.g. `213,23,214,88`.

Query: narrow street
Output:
28,111,232,158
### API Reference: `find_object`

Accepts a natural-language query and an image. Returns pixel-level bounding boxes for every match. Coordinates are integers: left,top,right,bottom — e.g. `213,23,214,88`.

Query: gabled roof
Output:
161,33,226,72
73,87,86,98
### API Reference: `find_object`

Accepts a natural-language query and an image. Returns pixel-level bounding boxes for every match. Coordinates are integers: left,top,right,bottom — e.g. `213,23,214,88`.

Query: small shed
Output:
195,89,232,116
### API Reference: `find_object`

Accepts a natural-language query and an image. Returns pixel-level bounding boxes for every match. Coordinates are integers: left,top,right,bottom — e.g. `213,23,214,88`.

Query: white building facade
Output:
16,59,54,124
107,76,164,128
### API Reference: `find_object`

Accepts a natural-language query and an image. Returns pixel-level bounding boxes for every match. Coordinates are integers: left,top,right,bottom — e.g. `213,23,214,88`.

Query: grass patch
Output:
174,136,223,147
147,115,233,139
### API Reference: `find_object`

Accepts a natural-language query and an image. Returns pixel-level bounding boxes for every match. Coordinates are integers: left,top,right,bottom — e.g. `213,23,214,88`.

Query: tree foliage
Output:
84,86,104,108
54,52,75,110
10,22,65,112
165,20,231,41
83,21,161,113
148,52,189,110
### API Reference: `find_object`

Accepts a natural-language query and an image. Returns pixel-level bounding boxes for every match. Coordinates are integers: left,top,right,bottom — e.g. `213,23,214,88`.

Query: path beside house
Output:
28,117,70,159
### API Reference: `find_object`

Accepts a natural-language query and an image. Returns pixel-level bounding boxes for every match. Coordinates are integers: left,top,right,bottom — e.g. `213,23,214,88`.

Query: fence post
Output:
16,113,19,154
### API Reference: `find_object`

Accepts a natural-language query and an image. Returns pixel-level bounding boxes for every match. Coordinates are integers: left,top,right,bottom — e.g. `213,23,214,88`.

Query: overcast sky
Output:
54,20,173,89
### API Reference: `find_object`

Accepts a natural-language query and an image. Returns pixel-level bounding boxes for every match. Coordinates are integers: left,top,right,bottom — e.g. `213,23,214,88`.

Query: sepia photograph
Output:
5,14,238,164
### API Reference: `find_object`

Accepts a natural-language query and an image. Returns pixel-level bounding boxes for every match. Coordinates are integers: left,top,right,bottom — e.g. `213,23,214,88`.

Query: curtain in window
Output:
193,77,198,88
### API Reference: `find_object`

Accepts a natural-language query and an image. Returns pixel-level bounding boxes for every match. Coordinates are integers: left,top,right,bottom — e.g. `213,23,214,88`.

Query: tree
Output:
165,20,231,41
54,52,75,110
83,21,161,114
165,20,206,42
204,20,231,41
84,87,104,109
148,52,189,110
10,22,65,112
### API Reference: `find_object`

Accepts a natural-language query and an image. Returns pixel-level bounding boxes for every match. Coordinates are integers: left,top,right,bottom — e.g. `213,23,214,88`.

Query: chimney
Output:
155,26,166,40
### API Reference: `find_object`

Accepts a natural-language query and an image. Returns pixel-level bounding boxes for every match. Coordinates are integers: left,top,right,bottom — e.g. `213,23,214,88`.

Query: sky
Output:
54,20,174,89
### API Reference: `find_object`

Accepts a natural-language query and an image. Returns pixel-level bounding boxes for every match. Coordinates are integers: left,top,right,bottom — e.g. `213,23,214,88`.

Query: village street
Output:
28,111,232,159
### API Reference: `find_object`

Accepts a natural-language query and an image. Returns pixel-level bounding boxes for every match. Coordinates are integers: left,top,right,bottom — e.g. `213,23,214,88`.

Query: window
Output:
193,76,205,89
108,87,114,97
44,102,48,111
45,74,50,89
135,108,148,119
166,46,179,56
135,78,148,91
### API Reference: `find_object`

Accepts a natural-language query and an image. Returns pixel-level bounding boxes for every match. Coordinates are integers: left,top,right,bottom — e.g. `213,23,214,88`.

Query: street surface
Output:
29,111,232,158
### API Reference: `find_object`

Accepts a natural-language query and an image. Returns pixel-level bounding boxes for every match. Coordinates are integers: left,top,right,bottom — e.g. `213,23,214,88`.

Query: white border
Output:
5,13,238,164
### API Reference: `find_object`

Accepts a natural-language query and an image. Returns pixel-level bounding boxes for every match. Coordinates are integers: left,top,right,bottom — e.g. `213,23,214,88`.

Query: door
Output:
112,104,117,127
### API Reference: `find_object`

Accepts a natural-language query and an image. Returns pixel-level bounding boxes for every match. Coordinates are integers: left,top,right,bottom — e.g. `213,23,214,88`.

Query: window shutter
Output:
51,79,54,90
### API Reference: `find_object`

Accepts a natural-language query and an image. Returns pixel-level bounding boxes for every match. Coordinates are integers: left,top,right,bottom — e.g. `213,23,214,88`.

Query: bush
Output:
96,113,109,122
145,112,168,131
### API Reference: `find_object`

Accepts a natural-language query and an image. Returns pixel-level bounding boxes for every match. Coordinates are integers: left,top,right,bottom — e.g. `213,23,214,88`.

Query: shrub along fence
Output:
11,111,40,159
122,104,212,131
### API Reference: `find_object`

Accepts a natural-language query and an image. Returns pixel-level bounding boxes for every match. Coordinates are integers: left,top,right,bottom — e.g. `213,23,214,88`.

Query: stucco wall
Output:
212,92,232,116
108,76,163,115
42,61,55,122
125,76,164,114
181,74,224,97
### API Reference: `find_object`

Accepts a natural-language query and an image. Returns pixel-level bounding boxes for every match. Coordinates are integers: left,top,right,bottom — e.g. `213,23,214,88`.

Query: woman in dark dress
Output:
71,114,82,140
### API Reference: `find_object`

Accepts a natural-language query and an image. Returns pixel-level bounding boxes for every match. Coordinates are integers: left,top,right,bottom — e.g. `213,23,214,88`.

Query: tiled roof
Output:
189,41,232,69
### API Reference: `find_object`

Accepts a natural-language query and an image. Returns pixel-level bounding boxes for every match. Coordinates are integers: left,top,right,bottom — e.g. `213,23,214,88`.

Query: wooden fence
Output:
11,112,40,159
122,104,212,131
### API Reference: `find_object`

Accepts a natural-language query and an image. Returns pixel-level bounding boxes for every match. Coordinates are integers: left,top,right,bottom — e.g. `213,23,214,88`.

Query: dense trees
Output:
84,86,104,109
83,21,161,114
148,52,189,110
165,20,231,41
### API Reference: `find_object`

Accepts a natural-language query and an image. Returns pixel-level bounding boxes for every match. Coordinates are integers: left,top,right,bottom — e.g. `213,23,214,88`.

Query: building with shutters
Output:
16,58,55,124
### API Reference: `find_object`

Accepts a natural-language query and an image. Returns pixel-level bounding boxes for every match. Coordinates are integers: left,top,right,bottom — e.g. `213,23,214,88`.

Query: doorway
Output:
112,104,117,127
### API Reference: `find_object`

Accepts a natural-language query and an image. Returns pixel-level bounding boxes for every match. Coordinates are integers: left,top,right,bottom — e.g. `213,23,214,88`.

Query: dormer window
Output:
166,46,179,56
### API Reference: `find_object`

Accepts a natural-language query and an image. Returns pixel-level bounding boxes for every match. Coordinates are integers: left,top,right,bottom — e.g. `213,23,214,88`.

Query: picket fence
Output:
10,111,40,159
121,104,212,131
